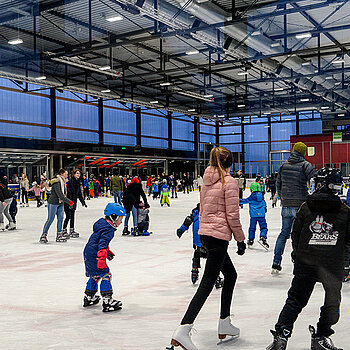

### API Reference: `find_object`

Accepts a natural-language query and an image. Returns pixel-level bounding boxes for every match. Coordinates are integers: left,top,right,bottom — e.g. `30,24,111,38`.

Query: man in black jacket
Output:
272,142,315,273
267,167,350,350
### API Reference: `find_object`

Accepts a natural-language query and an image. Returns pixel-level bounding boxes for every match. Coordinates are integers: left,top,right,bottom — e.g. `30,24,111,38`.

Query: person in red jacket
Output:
146,175,153,196
170,147,246,350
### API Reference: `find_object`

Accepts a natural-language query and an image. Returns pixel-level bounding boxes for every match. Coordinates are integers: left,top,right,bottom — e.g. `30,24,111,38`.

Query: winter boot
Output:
83,293,101,307
0,222,5,231
218,316,239,344
259,236,269,250
309,325,343,350
39,233,48,243
122,227,130,236
266,329,289,350
69,228,79,238
102,295,122,312
8,222,16,231
271,264,282,274
170,324,198,350
56,232,67,242
62,228,69,240
247,238,254,248
191,268,199,284
215,276,224,289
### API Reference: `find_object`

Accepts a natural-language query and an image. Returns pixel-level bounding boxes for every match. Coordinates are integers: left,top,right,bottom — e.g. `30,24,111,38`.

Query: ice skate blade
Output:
217,334,239,345
170,339,187,350
258,240,269,251
102,306,122,312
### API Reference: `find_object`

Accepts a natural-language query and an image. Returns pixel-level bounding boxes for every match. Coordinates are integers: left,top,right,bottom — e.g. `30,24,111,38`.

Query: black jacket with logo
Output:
291,192,350,281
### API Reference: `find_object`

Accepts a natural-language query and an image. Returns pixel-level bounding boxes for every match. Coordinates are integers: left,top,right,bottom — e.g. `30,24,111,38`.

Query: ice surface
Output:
1,192,349,349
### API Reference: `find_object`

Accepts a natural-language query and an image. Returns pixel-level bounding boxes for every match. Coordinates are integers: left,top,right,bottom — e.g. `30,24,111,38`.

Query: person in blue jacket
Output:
83,203,126,312
176,203,224,288
152,181,159,200
240,182,269,250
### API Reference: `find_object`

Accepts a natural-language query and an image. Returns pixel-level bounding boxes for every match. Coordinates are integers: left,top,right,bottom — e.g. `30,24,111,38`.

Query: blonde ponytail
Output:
209,147,233,186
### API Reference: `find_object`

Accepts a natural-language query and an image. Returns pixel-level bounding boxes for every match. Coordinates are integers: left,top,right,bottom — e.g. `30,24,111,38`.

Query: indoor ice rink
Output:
2,0,350,349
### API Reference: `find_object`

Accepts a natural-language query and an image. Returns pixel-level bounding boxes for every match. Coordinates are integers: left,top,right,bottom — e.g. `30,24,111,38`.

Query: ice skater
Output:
177,203,223,288
29,182,44,207
240,182,269,250
0,179,15,231
137,201,151,236
83,203,126,312
160,180,170,207
267,167,350,350
169,147,246,350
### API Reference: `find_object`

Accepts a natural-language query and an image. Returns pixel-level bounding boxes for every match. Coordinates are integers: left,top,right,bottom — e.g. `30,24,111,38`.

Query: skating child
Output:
93,178,100,198
152,181,159,200
88,178,94,198
6,190,18,230
177,203,224,288
29,182,44,207
137,201,151,236
160,180,170,207
83,203,126,312
240,182,269,250
267,167,350,350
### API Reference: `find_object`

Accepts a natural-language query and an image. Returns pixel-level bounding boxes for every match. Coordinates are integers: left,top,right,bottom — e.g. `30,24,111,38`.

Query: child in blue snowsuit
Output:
160,180,170,207
83,203,126,312
240,182,269,250
177,203,224,288
152,182,159,200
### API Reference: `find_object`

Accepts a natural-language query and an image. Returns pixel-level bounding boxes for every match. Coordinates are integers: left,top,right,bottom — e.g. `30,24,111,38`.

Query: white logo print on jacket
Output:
309,215,339,245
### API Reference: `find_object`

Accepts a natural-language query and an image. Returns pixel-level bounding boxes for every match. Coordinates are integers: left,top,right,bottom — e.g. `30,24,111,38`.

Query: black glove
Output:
291,251,296,263
176,228,184,238
237,241,246,256
265,207,267,213
107,250,115,261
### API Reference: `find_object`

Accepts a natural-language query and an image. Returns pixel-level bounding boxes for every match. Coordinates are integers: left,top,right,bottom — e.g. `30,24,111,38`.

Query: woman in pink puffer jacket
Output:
171,147,246,350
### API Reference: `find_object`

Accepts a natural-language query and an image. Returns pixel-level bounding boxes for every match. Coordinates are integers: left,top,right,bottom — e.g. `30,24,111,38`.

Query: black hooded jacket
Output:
0,182,12,202
291,191,350,281
64,177,85,210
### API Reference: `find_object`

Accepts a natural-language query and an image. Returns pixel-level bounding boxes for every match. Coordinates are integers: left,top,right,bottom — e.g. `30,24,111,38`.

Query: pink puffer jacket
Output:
199,166,245,242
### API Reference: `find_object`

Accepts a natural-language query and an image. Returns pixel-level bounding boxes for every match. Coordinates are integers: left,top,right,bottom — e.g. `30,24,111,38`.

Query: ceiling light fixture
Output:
186,50,200,55
187,109,196,112
333,59,345,64
296,32,312,39
321,106,330,110
203,94,213,98
237,71,248,76
251,30,262,36
302,61,311,66
160,82,171,86
8,38,23,45
338,113,345,117
35,76,47,80
325,76,333,80
218,115,225,118
270,42,281,48
238,104,246,108
150,100,159,104
274,87,284,91
300,98,310,102
101,89,111,93
106,15,123,22
99,65,111,71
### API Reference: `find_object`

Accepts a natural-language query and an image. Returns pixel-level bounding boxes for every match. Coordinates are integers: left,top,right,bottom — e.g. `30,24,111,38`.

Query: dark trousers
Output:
270,187,276,199
63,207,76,229
181,236,237,324
35,196,42,207
276,276,342,337
192,247,201,269
21,188,28,204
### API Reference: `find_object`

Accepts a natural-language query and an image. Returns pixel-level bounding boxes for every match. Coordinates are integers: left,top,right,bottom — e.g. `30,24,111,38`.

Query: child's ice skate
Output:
7,222,16,230
62,228,70,239
215,276,224,289
266,329,288,350
271,264,282,274
258,236,269,251
142,230,152,236
191,268,199,284
39,233,48,243
102,296,122,312
170,324,198,350
0,222,5,231
122,227,130,236
56,232,67,242
247,238,254,248
309,325,343,350
217,316,239,345
69,228,79,238
83,294,100,307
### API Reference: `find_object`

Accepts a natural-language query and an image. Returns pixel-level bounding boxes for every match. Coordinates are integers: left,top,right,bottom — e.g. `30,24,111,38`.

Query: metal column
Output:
136,107,141,147
241,117,245,173
168,111,172,150
50,88,56,141
98,98,104,145
268,116,272,174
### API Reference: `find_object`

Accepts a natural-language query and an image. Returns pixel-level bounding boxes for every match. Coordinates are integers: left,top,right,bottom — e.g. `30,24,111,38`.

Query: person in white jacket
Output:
197,175,203,191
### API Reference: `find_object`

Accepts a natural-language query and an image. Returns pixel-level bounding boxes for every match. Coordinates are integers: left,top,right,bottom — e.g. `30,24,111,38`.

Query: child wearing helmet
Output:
239,182,269,250
160,179,170,207
83,203,126,312
267,167,350,350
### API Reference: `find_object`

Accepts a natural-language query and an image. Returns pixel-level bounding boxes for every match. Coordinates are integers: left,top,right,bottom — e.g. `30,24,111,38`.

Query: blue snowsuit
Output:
83,218,116,296
346,189,350,207
240,192,268,239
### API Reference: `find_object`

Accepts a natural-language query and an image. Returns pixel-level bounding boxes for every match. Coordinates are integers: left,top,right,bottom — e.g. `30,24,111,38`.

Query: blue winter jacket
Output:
83,218,116,277
240,192,266,218
83,178,89,188
179,209,201,247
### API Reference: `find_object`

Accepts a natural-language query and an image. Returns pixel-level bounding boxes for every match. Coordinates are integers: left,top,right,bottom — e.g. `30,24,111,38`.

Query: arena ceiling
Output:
0,0,349,122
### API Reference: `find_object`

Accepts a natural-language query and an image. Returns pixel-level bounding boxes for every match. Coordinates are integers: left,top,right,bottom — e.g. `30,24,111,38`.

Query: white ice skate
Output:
217,316,240,345
0,222,4,231
258,237,269,251
170,324,198,350
8,222,16,230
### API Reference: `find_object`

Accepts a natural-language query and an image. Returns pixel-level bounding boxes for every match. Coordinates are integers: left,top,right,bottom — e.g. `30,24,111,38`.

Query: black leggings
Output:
63,207,76,229
181,235,237,324
276,276,342,337
21,188,28,204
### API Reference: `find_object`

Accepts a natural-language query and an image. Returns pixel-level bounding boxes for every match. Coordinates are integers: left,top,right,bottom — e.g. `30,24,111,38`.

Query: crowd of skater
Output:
1,142,350,350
